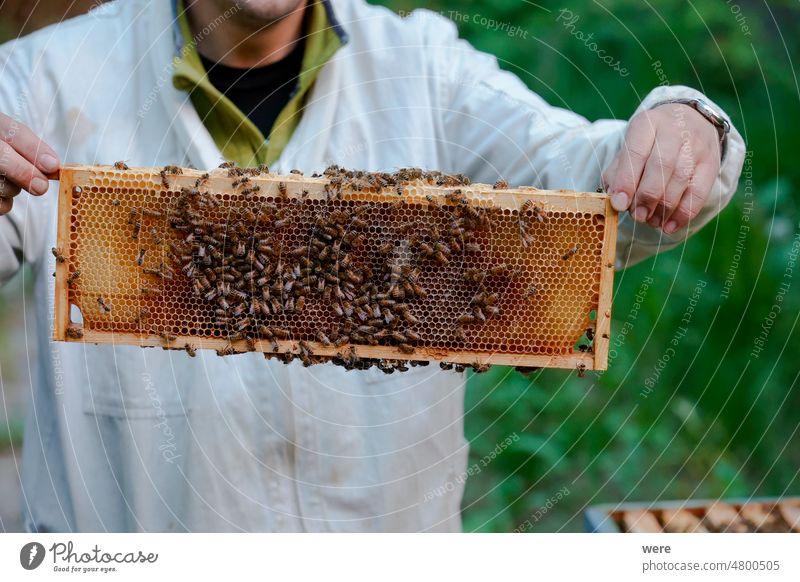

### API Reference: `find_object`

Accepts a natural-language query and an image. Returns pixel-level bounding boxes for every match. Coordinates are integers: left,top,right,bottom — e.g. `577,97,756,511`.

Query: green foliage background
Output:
376,0,800,531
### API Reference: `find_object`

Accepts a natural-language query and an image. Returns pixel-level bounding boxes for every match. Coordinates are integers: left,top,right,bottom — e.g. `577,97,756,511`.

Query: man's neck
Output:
185,0,308,68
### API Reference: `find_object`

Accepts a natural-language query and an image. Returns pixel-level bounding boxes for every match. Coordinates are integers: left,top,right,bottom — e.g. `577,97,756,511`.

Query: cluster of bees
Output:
320,165,472,196
122,162,526,373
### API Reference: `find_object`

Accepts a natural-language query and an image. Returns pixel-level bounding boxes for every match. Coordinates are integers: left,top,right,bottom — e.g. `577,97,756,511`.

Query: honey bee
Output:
489,263,509,277
159,330,177,343
278,181,288,200
272,327,290,340
403,311,419,325
576,363,587,378
402,329,420,343
159,169,170,189
562,245,578,261
136,307,151,323
484,305,500,317
141,285,161,296
425,194,441,207
219,161,235,169
445,189,465,205
398,343,415,354
149,227,163,245
463,268,482,284
151,265,175,280
67,270,81,286
136,248,146,266
184,344,197,357
195,172,210,188
298,340,314,356
471,362,491,373
97,296,112,313
493,179,508,189
216,343,237,356
457,314,475,325
522,284,538,300
51,246,66,263
65,325,84,339
586,327,595,341
113,160,129,170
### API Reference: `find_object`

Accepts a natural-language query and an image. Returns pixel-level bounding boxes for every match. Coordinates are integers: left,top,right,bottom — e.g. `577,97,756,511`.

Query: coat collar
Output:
152,0,349,169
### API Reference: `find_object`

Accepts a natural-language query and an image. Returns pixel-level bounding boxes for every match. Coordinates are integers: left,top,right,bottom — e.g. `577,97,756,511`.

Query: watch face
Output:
696,101,716,119
699,101,729,131
691,100,729,137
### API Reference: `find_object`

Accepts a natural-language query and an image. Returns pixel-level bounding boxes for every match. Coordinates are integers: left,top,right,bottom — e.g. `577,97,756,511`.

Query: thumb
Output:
602,155,628,211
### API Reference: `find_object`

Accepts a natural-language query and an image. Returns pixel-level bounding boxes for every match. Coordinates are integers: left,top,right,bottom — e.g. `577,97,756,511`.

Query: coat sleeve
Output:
0,38,52,285
419,11,746,268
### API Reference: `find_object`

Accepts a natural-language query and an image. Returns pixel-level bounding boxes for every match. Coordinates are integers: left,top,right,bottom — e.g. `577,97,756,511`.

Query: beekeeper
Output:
0,0,744,532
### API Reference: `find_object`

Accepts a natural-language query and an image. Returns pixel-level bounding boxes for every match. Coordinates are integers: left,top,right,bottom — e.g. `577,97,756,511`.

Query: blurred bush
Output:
377,0,800,531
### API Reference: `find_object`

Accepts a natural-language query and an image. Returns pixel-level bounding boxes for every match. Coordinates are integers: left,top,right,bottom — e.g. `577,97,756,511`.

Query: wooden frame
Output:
53,164,618,371
585,497,800,533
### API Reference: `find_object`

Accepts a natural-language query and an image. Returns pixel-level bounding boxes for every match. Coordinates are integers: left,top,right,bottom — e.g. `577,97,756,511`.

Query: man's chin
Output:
223,0,307,27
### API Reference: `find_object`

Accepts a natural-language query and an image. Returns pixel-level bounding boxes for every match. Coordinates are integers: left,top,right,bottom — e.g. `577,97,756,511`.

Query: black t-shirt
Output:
198,36,306,138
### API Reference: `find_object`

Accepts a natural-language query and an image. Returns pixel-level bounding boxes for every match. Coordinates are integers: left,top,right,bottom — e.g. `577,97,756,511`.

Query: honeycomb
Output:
52,164,617,372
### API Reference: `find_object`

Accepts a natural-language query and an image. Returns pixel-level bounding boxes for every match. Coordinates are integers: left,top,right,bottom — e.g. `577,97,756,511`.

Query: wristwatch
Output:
660,98,730,159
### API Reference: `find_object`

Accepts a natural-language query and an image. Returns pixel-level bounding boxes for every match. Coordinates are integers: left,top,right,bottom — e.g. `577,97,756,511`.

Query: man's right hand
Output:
0,112,59,216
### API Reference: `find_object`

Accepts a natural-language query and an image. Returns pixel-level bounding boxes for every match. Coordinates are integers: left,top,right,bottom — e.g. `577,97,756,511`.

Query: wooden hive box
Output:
585,498,800,533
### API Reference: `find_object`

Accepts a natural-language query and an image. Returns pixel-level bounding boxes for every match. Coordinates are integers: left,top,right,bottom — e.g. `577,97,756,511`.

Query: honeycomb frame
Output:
52,164,617,371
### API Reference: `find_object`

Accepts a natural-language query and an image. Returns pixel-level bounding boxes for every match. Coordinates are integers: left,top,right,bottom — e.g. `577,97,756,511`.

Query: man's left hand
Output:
602,103,722,234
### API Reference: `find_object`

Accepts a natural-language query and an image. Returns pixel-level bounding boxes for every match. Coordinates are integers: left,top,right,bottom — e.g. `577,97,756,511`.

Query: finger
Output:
0,196,13,216
0,112,60,175
663,161,718,234
608,113,657,212
648,141,696,229
0,140,51,195
601,154,619,194
0,176,21,199
631,132,681,223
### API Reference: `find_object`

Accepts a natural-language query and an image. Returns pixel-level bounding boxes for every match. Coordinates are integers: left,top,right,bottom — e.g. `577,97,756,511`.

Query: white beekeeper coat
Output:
0,0,744,532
